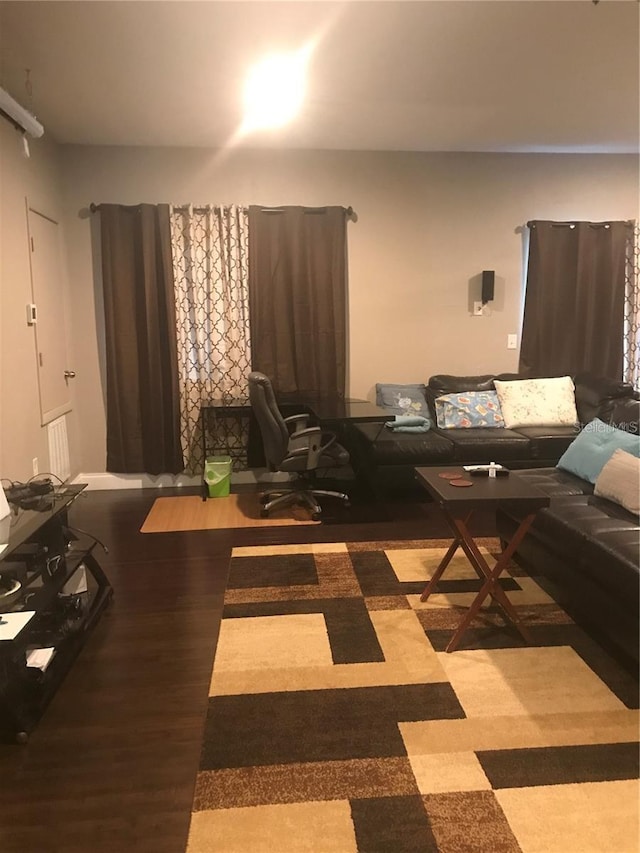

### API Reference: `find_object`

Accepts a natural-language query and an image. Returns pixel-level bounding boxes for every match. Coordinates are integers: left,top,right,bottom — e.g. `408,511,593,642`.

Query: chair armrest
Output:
284,413,312,433
286,427,339,469
288,426,321,451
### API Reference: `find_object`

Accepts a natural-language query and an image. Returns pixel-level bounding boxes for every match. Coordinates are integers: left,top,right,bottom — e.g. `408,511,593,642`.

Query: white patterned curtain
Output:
170,205,251,473
623,222,640,390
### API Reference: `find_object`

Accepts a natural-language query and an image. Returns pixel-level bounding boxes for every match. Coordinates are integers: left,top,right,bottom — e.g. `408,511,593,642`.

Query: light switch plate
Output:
507,334,518,349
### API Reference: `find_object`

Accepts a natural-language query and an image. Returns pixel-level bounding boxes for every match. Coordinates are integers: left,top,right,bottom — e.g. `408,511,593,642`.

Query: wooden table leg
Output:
445,513,538,652
420,510,504,609
420,512,473,602
453,516,524,619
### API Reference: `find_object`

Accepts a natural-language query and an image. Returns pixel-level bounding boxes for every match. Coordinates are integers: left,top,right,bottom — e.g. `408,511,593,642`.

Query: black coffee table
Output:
415,466,550,652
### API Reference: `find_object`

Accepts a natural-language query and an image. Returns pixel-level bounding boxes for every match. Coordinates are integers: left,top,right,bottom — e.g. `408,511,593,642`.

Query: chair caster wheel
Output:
259,494,270,505
343,500,351,508
260,509,269,518
311,512,321,521
16,731,28,745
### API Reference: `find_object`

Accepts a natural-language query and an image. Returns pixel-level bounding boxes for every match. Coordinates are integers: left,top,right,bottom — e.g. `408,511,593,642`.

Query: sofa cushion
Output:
511,425,580,460
580,524,640,603
507,466,594,497
557,418,640,483
435,391,504,429
351,422,454,466
494,376,578,429
433,427,530,462
375,383,430,418
527,496,597,562
528,494,637,567
594,448,640,515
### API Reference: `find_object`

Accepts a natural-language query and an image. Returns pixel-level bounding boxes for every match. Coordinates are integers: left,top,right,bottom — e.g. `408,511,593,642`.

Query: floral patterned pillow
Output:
435,391,504,429
494,376,578,428
376,383,430,418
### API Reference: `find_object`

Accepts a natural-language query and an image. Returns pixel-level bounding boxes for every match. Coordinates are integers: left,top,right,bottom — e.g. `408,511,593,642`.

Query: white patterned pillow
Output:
594,448,640,515
494,376,578,429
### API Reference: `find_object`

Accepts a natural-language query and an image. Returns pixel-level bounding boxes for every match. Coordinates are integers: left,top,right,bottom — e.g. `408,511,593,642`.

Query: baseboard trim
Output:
71,470,293,491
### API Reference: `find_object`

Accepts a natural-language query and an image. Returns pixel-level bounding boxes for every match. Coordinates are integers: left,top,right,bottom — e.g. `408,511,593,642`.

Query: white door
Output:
27,207,73,424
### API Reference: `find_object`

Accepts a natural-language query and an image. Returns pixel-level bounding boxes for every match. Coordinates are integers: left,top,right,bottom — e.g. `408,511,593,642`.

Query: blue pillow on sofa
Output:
556,418,640,483
435,391,504,429
376,383,430,419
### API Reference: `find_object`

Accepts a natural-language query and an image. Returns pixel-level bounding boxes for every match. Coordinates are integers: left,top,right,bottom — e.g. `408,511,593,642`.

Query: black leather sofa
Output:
349,372,636,495
495,398,640,669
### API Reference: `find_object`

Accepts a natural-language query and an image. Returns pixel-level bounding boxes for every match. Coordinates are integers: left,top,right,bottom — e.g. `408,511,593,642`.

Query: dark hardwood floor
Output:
0,485,495,853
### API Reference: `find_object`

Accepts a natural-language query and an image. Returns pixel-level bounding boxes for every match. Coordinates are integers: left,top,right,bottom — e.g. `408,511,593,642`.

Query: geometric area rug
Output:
186,538,640,853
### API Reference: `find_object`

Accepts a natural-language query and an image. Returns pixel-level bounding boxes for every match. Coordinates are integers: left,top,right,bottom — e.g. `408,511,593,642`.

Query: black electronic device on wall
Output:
481,270,495,304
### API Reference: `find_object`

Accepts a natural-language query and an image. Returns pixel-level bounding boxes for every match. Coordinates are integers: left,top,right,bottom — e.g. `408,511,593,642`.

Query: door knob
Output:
64,370,76,379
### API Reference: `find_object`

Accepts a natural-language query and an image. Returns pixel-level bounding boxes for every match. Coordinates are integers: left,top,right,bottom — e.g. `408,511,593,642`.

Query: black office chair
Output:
247,372,351,520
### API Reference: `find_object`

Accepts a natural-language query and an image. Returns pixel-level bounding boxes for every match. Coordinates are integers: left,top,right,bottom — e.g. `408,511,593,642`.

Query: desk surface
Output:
202,396,389,422
415,466,550,513
287,396,389,422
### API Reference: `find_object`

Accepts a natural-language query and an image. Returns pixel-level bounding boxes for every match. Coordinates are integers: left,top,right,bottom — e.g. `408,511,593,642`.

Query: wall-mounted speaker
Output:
481,270,495,304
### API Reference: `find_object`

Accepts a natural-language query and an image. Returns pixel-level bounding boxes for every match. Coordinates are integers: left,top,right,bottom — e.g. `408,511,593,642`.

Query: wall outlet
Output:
507,334,518,350
32,457,39,476
473,301,484,316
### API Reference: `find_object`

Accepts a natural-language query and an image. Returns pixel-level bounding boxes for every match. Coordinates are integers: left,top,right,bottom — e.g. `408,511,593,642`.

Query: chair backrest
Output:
248,372,290,470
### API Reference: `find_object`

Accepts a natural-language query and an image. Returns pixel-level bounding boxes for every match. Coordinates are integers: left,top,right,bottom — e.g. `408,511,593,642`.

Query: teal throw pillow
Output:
556,418,640,483
376,383,430,419
435,391,504,429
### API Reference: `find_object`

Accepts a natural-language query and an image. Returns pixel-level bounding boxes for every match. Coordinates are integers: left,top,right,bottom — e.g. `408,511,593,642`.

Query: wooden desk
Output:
200,401,252,472
200,395,389,473
415,466,550,652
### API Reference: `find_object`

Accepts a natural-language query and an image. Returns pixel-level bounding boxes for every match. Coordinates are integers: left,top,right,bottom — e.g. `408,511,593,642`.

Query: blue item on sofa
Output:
435,391,504,429
556,418,640,483
385,415,431,433
376,383,430,417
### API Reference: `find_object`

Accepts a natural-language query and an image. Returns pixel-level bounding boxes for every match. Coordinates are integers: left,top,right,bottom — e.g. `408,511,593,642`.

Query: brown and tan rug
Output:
186,538,640,853
140,492,319,533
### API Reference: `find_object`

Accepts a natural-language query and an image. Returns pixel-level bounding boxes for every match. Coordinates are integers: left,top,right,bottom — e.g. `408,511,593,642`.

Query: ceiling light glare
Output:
242,50,308,132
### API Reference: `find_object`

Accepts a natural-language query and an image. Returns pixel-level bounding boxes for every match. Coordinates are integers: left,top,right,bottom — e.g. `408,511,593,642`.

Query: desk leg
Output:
201,409,208,501
445,513,537,652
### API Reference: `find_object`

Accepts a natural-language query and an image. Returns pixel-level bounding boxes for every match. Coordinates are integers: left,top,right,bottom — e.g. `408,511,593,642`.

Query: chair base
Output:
260,488,350,520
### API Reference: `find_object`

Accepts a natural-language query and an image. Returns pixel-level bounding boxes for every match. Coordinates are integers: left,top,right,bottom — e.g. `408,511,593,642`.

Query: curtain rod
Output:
256,205,354,217
527,219,635,228
90,203,355,217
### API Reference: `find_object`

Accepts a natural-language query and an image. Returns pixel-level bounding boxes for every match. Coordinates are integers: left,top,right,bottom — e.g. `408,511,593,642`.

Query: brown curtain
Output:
520,220,630,379
98,203,184,474
248,206,348,396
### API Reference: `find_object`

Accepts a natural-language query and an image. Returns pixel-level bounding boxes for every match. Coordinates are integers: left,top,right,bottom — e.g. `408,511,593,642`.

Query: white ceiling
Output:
0,0,638,153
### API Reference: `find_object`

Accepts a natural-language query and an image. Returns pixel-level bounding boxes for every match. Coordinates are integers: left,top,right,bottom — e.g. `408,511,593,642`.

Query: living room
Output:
1,2,639,485
0,2,638,852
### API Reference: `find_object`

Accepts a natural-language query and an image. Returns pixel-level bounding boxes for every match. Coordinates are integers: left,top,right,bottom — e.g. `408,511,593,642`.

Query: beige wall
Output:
60,146,638,475
3,142,636,478
0,122,81,484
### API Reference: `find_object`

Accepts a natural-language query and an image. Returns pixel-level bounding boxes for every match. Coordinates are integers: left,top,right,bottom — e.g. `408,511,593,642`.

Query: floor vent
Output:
47,415,70,482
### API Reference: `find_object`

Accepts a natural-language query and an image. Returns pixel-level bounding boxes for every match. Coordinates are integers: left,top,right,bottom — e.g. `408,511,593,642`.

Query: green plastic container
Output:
204,455,232,498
